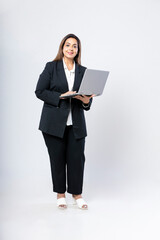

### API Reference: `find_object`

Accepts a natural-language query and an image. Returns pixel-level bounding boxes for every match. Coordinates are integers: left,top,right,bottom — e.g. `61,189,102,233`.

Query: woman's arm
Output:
81,98,92,111
35,62,61,107
73,95,94,111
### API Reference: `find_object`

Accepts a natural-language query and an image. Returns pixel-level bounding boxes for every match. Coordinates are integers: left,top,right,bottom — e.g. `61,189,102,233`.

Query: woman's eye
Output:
66,44,77,48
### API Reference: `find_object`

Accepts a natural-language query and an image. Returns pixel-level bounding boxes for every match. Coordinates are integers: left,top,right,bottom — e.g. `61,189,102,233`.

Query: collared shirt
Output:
62,58,75,125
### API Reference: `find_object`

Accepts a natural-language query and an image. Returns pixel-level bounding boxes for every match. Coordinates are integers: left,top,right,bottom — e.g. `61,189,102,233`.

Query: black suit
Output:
35,60,92,194
35,60,92,139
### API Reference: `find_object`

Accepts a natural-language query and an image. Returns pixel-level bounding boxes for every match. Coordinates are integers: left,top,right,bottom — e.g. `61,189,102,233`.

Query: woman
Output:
35,33,94,210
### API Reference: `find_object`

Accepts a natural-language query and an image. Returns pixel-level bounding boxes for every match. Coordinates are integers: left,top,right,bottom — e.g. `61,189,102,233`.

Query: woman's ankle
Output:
57,193,65,199
72,194,82,199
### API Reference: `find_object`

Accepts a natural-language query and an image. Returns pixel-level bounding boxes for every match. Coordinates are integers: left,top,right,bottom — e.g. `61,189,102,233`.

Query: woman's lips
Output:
67,52,73,55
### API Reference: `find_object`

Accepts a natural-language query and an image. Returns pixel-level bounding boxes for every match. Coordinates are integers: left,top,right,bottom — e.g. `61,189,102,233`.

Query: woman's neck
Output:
63,56,74,66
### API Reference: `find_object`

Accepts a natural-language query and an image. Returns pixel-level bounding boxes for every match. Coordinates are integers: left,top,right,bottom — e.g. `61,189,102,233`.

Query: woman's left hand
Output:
73,94,95,104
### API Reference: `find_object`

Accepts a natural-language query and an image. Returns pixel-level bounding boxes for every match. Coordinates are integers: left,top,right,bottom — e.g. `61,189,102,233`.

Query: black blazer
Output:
35,60,92,139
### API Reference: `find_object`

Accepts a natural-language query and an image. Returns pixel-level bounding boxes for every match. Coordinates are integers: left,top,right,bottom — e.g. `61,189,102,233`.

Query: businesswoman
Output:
35,33,94,210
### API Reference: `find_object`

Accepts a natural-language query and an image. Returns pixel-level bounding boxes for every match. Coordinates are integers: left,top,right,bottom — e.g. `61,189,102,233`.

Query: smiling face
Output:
62,37,78,61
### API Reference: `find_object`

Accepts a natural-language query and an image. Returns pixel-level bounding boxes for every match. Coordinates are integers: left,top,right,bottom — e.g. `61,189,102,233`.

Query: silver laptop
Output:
59,68,109,99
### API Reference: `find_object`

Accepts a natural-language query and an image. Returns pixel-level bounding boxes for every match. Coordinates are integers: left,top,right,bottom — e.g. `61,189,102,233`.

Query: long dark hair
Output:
53,33,82,65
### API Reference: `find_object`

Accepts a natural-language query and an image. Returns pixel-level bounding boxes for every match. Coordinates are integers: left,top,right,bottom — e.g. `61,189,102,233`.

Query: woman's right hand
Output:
60,91,76,99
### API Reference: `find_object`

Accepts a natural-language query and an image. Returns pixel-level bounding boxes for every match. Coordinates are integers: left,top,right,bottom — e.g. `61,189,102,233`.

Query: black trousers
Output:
42,126,86,195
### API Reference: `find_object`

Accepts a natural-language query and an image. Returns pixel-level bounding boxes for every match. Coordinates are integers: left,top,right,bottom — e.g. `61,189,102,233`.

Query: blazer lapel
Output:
72,63,82,92
57,60,69,92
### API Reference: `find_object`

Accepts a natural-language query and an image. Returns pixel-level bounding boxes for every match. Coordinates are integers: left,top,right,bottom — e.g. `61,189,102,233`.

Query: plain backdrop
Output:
1,0,160,239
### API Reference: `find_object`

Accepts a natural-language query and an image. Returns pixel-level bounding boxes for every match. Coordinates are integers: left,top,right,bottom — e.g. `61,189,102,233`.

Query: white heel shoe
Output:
72,197,88,210
57,197,67,209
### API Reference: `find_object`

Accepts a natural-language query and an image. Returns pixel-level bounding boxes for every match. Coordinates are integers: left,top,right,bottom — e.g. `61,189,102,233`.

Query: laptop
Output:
59,68,109,99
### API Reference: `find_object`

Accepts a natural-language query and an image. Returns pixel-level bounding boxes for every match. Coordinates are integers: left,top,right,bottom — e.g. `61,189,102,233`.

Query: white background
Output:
1,0,160,239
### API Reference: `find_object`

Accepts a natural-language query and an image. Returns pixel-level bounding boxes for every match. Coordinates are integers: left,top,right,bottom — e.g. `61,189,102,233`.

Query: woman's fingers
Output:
64,93,95,102
73,95,83,100
81,94,95,100
60,91,76,97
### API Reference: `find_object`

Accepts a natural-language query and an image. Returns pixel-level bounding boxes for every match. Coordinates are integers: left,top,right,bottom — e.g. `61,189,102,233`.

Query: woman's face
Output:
63,37,78,61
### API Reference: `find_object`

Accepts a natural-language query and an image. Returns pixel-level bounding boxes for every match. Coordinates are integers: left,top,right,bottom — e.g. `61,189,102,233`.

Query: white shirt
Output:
62,58,75,125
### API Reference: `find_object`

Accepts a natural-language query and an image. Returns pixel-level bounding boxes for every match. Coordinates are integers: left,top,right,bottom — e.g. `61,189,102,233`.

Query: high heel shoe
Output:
72,196,88,210
57,197,67,209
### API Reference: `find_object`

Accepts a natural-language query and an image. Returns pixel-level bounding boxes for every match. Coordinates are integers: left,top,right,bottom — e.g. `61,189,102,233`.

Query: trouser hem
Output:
67,189,82,195
53,189,66,194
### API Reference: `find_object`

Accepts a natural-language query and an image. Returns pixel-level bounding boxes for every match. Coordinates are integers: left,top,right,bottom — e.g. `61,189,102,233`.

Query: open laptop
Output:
59,68,109,99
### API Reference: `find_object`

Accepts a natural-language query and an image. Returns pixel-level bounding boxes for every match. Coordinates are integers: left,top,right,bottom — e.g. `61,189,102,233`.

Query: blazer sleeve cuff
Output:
81,98,93,111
